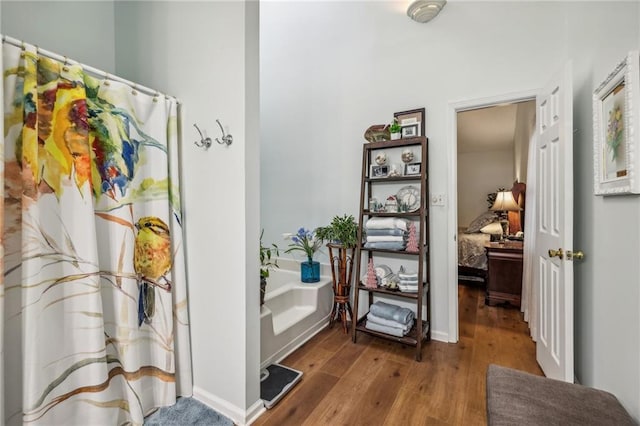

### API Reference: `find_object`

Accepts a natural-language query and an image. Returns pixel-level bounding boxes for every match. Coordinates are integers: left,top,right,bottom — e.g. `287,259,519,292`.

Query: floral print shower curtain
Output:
1,41,192,424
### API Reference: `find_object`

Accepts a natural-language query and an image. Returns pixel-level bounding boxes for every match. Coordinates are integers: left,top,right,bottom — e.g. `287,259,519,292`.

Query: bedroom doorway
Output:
446,91,536,343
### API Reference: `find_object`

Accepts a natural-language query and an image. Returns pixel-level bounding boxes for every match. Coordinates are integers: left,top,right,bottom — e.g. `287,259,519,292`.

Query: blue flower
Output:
283,227,322,261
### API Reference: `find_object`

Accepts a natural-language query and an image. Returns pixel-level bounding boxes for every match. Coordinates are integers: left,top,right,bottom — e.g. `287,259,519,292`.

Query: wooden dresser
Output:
484,241,524,307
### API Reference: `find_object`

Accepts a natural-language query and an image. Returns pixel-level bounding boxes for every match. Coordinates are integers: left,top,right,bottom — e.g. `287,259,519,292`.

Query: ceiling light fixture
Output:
407,0,446,23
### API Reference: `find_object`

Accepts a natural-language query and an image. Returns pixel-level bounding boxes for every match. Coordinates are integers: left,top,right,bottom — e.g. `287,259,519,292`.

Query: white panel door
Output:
535,63,574,382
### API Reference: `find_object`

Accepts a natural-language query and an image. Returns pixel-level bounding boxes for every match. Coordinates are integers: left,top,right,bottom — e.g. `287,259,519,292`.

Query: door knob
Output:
567,250,585,261
548,248,564,259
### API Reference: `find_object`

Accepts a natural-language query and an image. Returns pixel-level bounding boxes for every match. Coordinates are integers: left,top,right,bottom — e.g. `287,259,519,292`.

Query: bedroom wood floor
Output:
253,284,543,426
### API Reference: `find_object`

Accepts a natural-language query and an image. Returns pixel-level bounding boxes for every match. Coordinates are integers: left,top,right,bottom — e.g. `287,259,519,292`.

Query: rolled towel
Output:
365,321,407,337
365,217,409,231
367,312,413,333
364,241,407,251
365,228,407,237
369,301,415,324
366,235,405,243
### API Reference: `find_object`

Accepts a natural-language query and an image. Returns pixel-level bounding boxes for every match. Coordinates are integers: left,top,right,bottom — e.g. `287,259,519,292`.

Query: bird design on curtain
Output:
134,216,173,326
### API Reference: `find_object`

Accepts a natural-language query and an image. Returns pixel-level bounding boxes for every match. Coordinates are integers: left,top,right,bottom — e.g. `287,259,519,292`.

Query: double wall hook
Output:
193,120,233,150
215,119,233,146
193,124,212,149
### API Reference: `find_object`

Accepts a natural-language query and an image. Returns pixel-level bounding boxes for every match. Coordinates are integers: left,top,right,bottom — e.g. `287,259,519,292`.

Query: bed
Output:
458,182,525,285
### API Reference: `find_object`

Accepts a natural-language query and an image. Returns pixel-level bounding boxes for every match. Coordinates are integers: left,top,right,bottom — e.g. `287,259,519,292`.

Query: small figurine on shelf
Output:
385,195,398,213
406,222,419,253
388,164,401,177
369,197,379,212
366,259,378,288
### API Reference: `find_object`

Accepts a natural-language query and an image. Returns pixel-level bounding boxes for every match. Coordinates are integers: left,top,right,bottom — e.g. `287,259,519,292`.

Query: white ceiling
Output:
457,103,519,153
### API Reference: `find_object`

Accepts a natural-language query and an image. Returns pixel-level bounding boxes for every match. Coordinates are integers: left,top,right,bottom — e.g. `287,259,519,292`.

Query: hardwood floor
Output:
253,284,543,426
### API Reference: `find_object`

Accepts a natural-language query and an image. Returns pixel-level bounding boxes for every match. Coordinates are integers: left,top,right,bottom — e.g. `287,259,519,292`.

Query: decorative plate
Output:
374,264,392,278
396,185,420,212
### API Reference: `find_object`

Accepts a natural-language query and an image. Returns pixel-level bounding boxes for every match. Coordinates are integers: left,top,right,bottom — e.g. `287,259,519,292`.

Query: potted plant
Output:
315,214,359,333
260,229,279,306
283,227,322,283
389,119,401,140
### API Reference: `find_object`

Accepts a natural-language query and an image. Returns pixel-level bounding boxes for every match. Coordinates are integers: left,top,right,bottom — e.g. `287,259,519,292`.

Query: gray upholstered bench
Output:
486,364,635,426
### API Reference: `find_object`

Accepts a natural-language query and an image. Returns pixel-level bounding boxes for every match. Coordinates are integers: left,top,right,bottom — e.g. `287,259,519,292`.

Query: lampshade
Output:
491,191,521,212
407,0,446,23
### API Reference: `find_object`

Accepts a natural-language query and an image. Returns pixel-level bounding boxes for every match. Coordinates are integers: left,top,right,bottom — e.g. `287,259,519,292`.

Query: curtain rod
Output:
1,34,180,104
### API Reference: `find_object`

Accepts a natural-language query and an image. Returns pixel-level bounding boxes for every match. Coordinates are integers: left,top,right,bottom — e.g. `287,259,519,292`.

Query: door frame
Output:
446,89,538,343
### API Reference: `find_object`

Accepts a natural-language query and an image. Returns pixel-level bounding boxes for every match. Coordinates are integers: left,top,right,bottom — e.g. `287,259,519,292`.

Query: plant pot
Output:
390,132,401,140
260,276,267,306
301,260,320,283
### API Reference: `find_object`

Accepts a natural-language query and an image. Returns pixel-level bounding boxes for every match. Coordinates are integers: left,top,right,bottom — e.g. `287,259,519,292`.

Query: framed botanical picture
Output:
593,51,640,195
394,108,425,137
404,162,421,176
370,165,389,179
401,123,419,138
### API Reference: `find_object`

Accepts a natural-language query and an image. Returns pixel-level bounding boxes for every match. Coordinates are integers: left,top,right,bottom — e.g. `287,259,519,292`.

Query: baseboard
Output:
431,329,449,343
245,400,266,425
193,385,264,426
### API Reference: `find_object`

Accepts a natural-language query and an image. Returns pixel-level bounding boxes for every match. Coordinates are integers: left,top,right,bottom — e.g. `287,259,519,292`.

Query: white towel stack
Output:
398,269,419,293
364,218,408,251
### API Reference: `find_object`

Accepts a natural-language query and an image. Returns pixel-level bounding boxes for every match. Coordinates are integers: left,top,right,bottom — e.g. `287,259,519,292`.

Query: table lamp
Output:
490,191,522,238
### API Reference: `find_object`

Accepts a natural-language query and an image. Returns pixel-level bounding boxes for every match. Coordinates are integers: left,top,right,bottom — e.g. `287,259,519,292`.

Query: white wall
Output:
113,2,261,424
457,149,514,227
1,1,115,73
261,1,640,419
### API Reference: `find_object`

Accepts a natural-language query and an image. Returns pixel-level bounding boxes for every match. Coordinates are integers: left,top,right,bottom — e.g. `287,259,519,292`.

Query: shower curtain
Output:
1,41,192,424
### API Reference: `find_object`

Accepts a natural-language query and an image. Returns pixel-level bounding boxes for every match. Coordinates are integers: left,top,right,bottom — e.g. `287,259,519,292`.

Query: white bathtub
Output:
260,259,333,368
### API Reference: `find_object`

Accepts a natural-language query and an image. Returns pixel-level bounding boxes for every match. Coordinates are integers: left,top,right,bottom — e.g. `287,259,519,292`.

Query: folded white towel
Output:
367,313,413,332
399,278,419,284
365,228,407,237
364,241,407,250
365,321,408,337
398,271,418,280
398,283,418,291
365,217,409,231
366,235,405,243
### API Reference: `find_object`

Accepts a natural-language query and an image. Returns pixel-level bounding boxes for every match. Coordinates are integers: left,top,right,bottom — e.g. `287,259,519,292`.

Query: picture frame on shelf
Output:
370,164,390,179
401,123,419,138
593,51,640,195
394,108,425,137
404,162,421,176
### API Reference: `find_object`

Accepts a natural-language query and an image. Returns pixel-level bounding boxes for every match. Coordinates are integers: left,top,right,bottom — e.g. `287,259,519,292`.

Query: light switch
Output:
431,193,445,206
